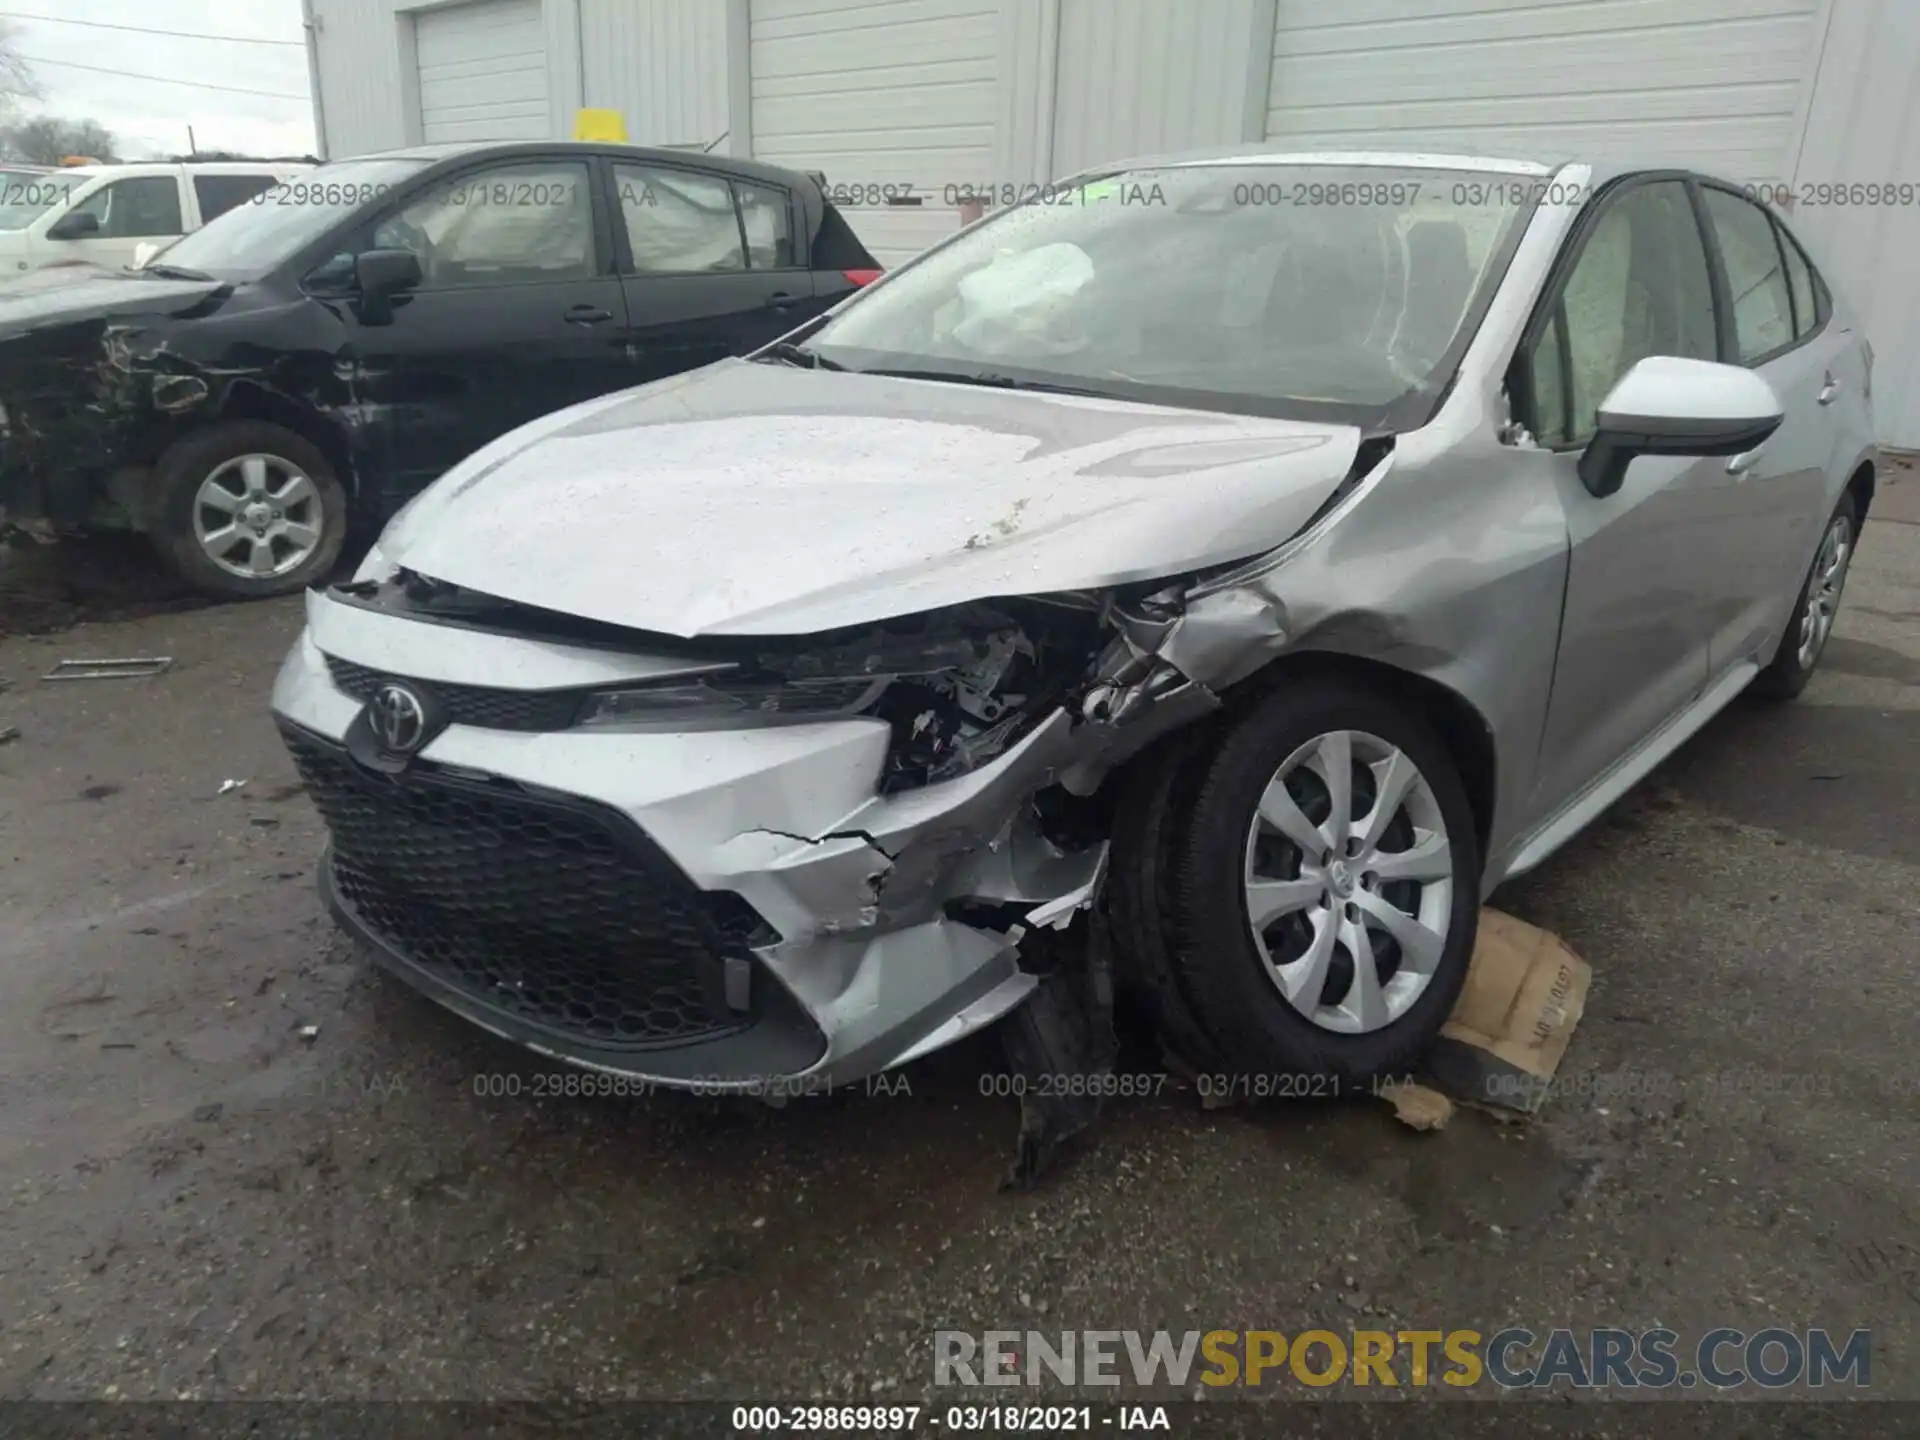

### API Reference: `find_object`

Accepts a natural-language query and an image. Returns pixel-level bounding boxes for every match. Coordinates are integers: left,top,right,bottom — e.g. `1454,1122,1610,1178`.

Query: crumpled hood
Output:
0,266,227,339
379,358,1365,637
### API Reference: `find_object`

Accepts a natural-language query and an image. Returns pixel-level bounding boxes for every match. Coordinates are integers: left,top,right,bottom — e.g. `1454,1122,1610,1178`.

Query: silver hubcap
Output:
1795,514,1852,670
1244,729,1455,1035
193,454,324,580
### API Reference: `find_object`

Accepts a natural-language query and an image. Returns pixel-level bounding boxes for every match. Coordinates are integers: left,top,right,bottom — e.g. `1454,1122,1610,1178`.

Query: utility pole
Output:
187,124,197,156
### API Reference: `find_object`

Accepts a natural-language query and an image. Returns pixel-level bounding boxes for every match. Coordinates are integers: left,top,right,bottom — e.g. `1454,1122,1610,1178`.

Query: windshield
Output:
0,170,81,232
155,158,430,279
806,165,1536,425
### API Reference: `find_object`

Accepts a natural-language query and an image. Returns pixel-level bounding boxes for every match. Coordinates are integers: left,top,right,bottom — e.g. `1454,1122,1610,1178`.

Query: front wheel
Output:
152,421,348,599
1161,678,1482,1085
1751,492,1858,700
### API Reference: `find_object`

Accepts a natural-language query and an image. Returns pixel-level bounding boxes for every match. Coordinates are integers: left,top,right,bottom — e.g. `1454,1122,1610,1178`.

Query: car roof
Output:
55,160,312,178
1067,144,1746,191
346,139,818,190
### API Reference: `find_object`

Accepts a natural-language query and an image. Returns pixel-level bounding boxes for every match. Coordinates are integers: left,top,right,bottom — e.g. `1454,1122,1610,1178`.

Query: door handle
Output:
767,291,798,310
1818,372,1840,405
565,305,613,325
1726,445,1765,476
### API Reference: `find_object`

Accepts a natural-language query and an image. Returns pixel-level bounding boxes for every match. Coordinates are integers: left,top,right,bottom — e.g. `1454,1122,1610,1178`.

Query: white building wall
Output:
580,0,729,148
1788,0,1920,448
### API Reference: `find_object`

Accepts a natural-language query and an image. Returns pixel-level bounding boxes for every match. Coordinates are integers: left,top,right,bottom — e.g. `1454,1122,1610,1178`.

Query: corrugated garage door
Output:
750,0,996,266
1265,0,1823,184
416,0,550,144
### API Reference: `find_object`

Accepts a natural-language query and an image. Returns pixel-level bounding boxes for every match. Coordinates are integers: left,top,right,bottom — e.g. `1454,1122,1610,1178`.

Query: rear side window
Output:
194,173,278,221
616,165,744,273
1700,187,1794,362
1529,179,1716,445
1773,215,1821,339
736,181,793,267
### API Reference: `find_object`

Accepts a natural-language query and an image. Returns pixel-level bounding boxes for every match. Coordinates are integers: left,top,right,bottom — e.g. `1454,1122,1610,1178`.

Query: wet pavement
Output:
0,468,1916,1407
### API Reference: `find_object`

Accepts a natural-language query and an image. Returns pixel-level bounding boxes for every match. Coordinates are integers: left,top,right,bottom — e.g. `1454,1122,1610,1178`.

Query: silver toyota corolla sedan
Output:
272,149,1875,1104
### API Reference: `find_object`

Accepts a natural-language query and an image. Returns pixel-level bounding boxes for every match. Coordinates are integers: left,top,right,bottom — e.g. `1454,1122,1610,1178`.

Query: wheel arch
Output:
213,381,358,500
1846,456,1875,523
1217,649,1499,864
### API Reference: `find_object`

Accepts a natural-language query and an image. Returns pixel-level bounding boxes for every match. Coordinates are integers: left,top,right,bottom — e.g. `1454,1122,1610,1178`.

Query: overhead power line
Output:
17,54,306,101
0,12,304,45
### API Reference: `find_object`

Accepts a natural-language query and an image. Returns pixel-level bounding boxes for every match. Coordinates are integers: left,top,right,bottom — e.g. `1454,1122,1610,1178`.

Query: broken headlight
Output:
577,675,887,728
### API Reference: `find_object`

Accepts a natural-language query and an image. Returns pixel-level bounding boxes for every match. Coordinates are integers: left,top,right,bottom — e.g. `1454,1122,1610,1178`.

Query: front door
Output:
610,162,815,383
317,157,633,511
33,174,185,273
1520,177,1727,819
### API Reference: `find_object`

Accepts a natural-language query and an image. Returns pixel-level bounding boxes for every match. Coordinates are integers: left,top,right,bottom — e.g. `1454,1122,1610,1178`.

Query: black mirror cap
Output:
47,210,100,240
1576,412,1784,498
354,247,422,298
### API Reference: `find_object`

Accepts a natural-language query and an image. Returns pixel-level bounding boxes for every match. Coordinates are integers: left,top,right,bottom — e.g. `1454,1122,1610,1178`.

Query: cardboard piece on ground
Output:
1419,907,1591,1118
1379,1080,1453,1130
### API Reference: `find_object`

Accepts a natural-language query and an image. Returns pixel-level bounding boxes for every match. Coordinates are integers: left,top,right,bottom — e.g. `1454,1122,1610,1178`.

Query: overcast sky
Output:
4,0,314,158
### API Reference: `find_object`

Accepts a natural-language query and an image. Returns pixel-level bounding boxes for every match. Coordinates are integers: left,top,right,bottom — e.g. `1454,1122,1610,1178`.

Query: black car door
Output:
315,156,632,512
608,160,814,382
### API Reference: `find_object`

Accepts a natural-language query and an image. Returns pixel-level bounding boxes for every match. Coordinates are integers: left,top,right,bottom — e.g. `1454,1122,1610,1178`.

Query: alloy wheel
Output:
193,453,325,580
1243,729,1455,1034
1795,512,1853,671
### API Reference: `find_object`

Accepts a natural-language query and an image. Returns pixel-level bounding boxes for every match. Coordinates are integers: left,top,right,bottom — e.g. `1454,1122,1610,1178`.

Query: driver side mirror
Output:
352,247,422,326
46,209,100,241
1577,355,1783,498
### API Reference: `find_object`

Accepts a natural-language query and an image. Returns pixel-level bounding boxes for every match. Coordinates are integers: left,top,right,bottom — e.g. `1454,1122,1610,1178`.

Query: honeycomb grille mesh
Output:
283,726,761,1049
324,655,584,732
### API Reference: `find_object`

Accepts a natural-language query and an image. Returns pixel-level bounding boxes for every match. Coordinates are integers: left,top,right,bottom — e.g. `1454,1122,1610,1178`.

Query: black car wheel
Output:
1752,491,1859,700
1149,677,1482,1086
152,422,348,599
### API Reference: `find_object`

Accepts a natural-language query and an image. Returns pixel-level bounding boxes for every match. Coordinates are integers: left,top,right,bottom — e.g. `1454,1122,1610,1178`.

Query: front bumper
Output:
271,590,1102,1091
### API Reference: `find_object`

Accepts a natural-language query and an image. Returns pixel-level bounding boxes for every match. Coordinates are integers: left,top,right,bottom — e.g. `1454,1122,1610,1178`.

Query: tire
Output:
1105,722,1232,1075
1162,677,1482,1087
152,421,348,599
1751,491,1859,701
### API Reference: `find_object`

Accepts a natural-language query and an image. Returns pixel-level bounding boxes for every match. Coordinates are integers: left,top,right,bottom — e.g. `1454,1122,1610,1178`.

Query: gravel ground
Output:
0,466,1916,1416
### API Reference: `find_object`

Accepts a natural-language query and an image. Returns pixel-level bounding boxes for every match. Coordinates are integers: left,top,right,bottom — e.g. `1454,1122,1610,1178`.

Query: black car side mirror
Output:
353,248,423,326
46,209,100,241
1577,355,1783,498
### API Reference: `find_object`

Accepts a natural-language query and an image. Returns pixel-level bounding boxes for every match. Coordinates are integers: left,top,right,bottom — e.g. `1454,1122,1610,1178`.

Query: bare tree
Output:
0,21,40,111
0,117,120,166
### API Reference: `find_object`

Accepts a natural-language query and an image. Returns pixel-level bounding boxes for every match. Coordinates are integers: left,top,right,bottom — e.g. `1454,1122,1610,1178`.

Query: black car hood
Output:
0,265,230,339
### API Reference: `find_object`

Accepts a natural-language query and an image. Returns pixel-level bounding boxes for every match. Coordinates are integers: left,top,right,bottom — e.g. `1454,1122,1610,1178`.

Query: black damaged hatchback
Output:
0,140,880,597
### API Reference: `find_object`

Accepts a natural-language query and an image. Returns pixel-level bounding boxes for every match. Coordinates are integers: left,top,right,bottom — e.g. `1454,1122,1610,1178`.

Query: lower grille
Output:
282,724,768,1050
324,654,585,732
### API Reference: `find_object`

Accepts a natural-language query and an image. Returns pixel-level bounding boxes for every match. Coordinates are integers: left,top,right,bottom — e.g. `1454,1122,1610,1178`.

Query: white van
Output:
0,161,313,279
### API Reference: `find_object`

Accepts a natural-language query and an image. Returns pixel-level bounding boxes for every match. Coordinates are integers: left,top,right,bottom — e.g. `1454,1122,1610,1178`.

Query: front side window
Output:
1700,187,1794,362
616,165,745,274
804,165,1535,425
69,176,183,238
364,162,595,288
1530,180,1715,445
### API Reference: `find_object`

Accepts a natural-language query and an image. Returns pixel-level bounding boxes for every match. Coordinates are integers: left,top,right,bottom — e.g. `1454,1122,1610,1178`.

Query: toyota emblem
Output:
369,682,429,753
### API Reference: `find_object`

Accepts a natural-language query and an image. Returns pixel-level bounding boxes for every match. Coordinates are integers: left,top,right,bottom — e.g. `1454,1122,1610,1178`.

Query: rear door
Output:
1517,176,1723,819
608,160,814,383
1695,184,1854,661
311,155,633,511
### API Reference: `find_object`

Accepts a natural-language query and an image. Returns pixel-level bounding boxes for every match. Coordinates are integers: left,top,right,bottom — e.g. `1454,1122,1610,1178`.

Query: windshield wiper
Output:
142,263,215,281
852,367,1111,398
754,340,845,371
